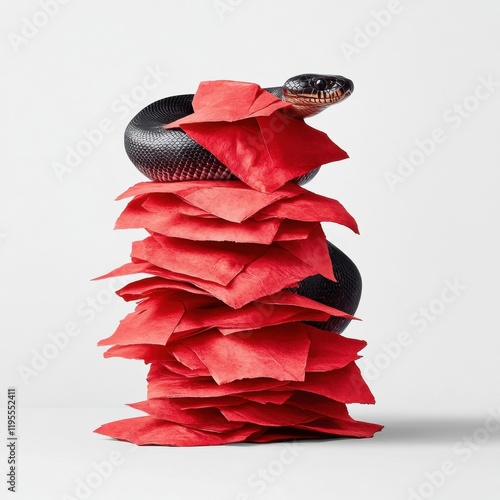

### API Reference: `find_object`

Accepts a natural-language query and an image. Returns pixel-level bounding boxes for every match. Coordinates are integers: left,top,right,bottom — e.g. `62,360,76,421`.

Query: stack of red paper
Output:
94,80,382,445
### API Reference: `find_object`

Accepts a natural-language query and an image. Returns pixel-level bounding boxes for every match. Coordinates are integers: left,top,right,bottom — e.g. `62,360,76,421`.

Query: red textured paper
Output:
164,80,348,193
95,79,382,446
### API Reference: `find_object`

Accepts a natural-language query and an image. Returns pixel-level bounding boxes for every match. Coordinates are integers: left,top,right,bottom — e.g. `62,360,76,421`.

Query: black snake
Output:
124,74,361,333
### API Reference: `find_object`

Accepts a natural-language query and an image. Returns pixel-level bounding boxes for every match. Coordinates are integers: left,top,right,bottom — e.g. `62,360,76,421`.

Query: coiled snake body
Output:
124,74,361,333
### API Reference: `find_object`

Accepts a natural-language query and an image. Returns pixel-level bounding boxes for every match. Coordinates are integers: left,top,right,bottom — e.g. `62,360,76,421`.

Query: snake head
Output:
282,74,354,118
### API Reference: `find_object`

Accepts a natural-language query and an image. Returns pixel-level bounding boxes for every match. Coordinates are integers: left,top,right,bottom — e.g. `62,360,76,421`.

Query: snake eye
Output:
315,79,327,90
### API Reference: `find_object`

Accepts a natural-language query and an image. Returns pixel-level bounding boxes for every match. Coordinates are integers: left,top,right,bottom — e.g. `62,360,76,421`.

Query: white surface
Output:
3,408,500,499
1,0,500,498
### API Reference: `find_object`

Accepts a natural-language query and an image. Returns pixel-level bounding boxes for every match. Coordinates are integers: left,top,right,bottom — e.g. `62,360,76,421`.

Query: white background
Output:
1,0,499,499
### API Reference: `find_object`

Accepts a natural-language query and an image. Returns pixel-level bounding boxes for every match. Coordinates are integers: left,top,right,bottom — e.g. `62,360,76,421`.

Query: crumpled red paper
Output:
95,79,381,446
98,181,358,309
163,80,348,193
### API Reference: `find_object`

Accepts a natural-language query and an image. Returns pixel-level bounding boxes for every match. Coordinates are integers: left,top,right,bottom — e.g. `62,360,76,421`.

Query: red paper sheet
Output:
97,295,185,346
122,251,324,309
132,234,266,286
147,369,289,399
94,416,261,446
172,391,295,409
219,402,320,427
174,327,310,384
116,277,211,302
117,181,357,230
129,399,244,433
164,80,348,193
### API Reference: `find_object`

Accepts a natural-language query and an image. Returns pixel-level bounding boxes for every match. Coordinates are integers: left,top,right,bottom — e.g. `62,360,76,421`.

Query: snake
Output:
124,74,361,333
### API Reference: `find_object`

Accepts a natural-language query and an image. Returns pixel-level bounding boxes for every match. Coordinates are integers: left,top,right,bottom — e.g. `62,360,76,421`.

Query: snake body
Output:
124,74,360,333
